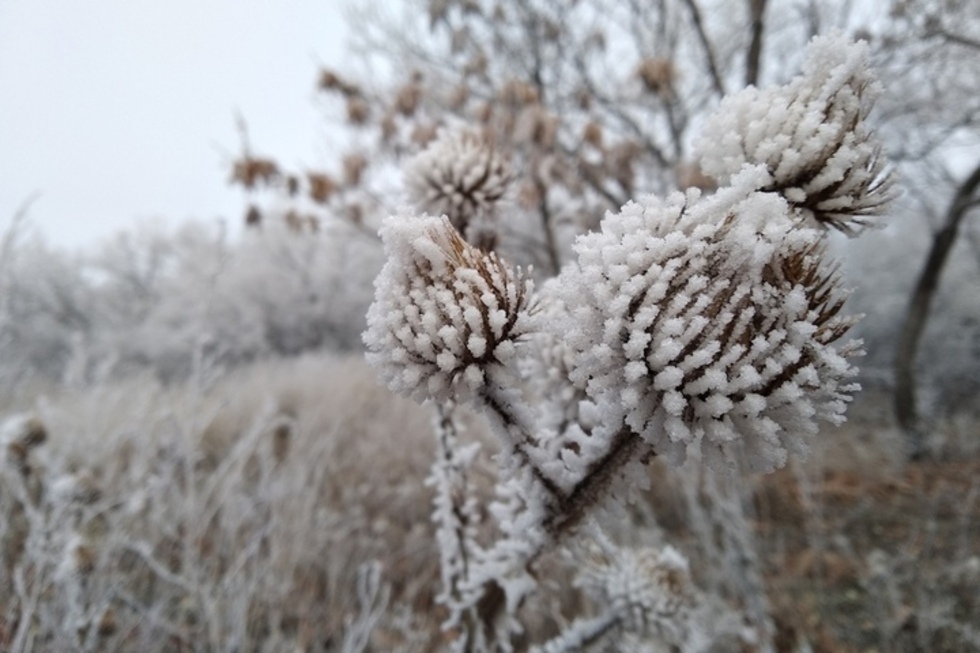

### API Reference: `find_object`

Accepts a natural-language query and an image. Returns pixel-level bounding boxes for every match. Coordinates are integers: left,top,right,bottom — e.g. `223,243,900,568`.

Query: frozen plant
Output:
404,127,512,251
534,535,697,653
364,32,893,651
363,209,534,406
694,33,895,235
560,167,860,473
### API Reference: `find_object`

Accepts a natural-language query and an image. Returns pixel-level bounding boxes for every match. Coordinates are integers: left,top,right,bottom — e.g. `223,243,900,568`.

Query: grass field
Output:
0,353,976,651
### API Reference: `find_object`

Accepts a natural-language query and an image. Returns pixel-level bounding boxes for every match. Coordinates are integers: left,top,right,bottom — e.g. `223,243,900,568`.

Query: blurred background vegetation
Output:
0,0,977,650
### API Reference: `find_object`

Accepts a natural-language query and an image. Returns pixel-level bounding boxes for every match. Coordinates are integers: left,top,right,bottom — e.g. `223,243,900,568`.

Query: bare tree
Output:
236,0,835,277
895,161,980,453
871,0,980,454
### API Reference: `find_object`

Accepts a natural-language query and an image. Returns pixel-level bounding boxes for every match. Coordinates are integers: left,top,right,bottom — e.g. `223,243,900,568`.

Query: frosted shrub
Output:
364,34,892,651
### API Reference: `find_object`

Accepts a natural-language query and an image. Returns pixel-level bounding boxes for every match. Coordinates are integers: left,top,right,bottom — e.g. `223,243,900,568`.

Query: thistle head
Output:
577,541,695,643
696,32,895,235
363,210,534,404
561,179,860,471
404,127,511,249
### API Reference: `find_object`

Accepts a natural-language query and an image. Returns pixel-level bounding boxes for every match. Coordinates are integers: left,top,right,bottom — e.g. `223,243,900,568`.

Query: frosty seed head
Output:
1,414,47,450
696,32,895,235
577,542,694,641
561,184,861,472
404,127,511,248
364,210,534,403
1,414,47,476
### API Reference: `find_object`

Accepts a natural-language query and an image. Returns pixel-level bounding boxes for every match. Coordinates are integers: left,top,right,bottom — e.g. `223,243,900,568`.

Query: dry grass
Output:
1,358,977,651
0,353,465,651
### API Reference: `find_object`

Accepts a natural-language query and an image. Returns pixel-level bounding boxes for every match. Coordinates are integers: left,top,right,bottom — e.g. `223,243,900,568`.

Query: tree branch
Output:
682,0,727,97
745,0,768,87
938,28,980,51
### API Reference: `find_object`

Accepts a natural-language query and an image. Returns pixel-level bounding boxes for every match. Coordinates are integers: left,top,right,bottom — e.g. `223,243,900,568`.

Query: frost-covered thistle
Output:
696,32,894,234
560,169,860,472
363,210,534,404
363,31,893,652
535,538,698,653
405,128,511,248
577,543,694,643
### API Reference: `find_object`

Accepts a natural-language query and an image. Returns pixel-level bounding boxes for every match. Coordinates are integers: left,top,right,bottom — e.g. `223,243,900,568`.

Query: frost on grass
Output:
363,210,534,404
559,168,861,472
695,32,894,234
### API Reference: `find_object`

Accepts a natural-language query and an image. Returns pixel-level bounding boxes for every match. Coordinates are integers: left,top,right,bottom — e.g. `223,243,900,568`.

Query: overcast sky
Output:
0,0,349,250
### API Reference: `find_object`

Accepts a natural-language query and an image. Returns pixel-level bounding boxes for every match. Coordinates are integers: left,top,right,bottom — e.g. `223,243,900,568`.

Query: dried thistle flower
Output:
499,79,540,106
343,153,369,186
517,107,559,149
696,32,895,234
636,57,675,96
363,211,534,404
561,173,861,472
582,121,604,149
395,80,422,116
346,97,370,125
675,161,717,192
307,172,337,204
317,68,360,97
230,156,280,190
607,141,642,194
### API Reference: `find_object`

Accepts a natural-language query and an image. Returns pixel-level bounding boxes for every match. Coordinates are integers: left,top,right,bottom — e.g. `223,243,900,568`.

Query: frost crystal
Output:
561,177,860,471
696,32,894,234
405,127,511,248
363,210,533,403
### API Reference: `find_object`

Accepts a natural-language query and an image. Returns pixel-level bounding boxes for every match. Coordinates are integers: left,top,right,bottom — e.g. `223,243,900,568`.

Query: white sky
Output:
0,0,350,250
